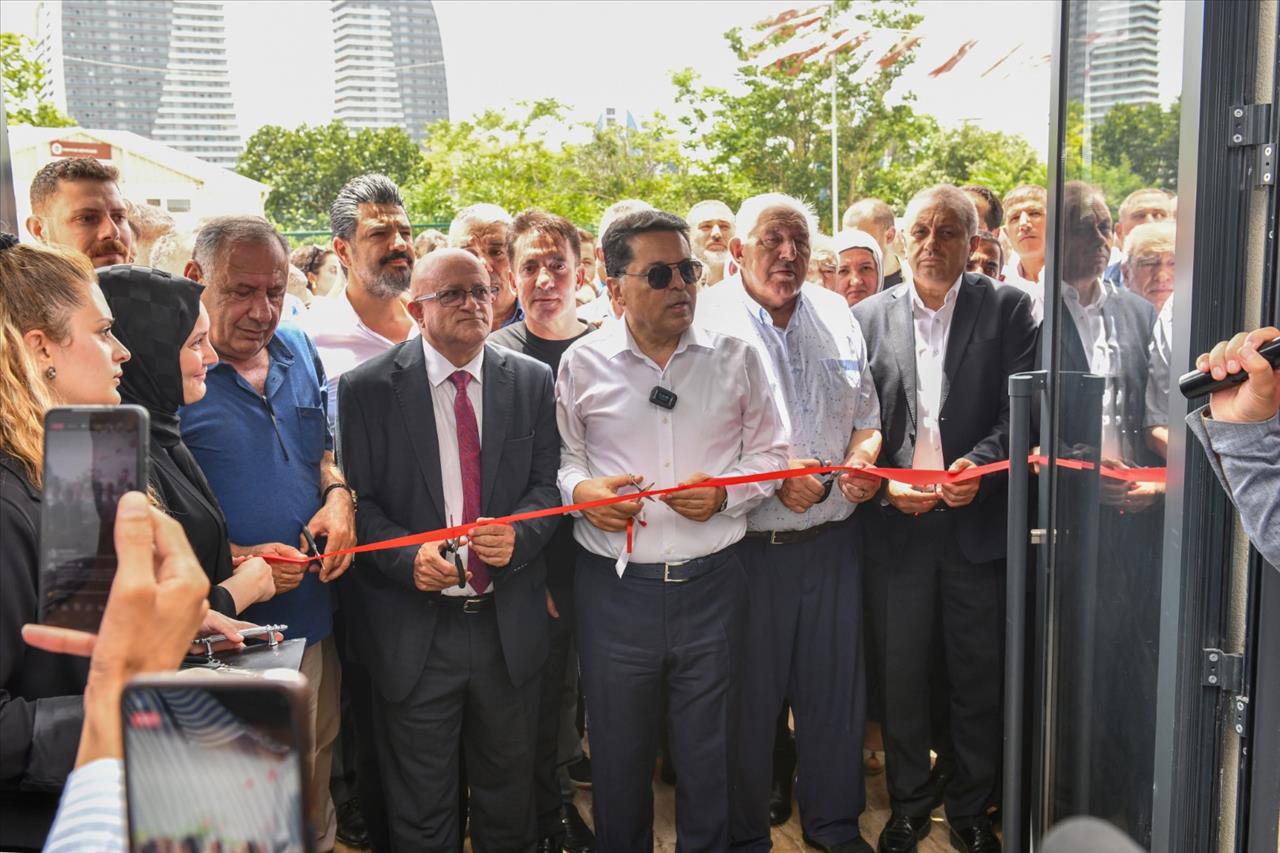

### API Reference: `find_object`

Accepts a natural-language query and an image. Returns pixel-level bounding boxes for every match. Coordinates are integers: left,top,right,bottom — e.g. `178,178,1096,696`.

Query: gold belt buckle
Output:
663,562,689,583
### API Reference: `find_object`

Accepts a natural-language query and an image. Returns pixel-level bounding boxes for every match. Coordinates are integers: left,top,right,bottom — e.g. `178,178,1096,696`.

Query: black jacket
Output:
337,341,561,702
853,273,1039,563
0,451,88,850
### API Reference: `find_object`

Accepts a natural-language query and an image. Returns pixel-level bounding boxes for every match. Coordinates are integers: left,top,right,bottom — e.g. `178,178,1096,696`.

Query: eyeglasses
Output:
616,259,704,290
414,284,501,308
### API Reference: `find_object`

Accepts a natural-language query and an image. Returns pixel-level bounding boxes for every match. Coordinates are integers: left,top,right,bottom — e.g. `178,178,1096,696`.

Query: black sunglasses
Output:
616,259,704,290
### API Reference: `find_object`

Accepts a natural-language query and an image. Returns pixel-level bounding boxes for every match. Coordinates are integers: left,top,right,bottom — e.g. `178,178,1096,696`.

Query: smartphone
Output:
39,405,149,632
122,670,314,853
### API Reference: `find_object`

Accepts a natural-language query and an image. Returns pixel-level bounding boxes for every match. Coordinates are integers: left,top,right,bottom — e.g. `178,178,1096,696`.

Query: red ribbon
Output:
271,456,1166,564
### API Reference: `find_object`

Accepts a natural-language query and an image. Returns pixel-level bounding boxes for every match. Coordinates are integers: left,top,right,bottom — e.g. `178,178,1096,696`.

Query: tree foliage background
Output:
1,33,76,127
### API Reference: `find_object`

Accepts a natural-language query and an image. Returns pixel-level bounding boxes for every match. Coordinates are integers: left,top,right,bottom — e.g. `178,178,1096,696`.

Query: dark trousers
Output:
373,603,540,853
575,547,746,853
864,509,1001,825
333,602,392,852
730,519,867,850
534,577,576,839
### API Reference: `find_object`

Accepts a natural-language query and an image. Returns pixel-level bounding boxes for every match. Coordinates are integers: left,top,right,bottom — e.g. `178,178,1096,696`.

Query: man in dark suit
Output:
853,185,1037,853
338,248,561,852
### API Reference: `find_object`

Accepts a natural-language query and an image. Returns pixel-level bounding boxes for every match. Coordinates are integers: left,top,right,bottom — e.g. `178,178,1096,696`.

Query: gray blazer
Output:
853,272,1038,564
337,341,561,701
1187,408,1280,568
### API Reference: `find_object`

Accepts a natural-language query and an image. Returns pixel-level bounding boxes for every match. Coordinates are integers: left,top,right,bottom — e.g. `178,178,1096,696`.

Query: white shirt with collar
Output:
556,318,789,566
699,274,880,532
422,338,484,596
1000,254,1045,324
910,274,962,472
296,287,420,427
1062,278,1125,458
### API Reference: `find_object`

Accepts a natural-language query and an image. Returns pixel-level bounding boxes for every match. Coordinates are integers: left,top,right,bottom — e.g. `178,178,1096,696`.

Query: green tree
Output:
1092,98,1180,190
1,32,76,127
1062,100,1149,213
672,1,925,230
236,121,424,231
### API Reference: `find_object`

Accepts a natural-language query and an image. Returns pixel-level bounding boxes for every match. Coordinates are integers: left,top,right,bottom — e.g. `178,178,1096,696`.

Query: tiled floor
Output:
337,764,966,852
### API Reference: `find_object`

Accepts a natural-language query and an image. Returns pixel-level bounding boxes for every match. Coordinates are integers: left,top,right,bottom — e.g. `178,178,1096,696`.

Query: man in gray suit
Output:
853,185,1037,853
337,248,561,851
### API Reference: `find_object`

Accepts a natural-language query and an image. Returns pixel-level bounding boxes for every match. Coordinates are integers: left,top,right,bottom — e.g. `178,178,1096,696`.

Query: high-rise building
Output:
331,0,449,142
36,0,243,168
1066,0,1162,124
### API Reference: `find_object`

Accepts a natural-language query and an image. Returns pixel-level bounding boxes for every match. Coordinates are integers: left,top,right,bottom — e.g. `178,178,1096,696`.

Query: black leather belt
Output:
435,592,494,614
585,549,731,583
745,518,845,545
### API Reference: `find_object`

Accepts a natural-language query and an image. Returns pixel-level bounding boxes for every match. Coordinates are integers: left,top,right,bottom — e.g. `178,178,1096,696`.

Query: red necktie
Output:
449,371,488,594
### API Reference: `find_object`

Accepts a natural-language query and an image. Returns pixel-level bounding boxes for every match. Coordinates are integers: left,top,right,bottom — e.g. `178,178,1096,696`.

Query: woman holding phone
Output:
97,266,275,617
0,237,132,851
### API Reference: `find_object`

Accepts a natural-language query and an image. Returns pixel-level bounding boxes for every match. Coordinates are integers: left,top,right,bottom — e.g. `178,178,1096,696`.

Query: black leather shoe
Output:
877,813,932,853
948,818,1001,853
560,802,595,853
768,773,794,826
802,832,875,852
335,796,371,849
537,834,566,853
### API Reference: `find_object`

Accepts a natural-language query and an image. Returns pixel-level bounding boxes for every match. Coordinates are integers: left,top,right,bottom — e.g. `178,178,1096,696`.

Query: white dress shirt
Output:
1062,279,1125,458
1000,255,1045,324
422,339,485,596
698,275,880,531
297,288,419,427
910,276,962,472
556,319,789,565
43,758,126,853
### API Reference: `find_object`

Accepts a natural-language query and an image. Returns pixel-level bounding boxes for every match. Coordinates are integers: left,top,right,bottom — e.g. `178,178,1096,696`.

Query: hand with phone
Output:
22,491,210,767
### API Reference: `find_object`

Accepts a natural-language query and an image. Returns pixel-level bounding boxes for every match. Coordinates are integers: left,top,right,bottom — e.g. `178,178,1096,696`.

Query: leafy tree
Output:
236,121,424,231
672,1,925,230
1,32,76,127
1062,100,1149,213
1092,98,1179,190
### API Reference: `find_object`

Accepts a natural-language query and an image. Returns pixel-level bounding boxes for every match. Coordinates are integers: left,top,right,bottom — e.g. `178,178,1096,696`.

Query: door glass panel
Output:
1043,1,1184,847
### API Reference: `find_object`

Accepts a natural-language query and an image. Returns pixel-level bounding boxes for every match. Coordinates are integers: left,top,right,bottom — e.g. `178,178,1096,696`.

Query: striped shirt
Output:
43,758,125,853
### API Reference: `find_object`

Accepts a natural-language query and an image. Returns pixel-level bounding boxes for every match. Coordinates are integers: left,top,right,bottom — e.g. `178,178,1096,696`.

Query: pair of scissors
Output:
439,515,466,588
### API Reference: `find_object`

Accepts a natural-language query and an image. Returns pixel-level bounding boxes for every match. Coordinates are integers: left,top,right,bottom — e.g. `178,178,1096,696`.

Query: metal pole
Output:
830,49,839,231
1004,370,1042,853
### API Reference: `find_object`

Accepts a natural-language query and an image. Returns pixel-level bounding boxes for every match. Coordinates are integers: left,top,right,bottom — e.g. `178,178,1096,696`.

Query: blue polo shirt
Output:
180,325,333,646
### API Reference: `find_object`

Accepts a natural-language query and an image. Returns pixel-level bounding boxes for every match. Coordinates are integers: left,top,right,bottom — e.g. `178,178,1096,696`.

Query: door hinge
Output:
1258,141,1275,186
1202,648,1244,693
1227,103,1272,147
1230,695,1250,739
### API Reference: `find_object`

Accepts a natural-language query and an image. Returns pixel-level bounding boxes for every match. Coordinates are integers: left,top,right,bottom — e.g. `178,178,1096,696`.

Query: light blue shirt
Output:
43,758,125,853
699,275,881,531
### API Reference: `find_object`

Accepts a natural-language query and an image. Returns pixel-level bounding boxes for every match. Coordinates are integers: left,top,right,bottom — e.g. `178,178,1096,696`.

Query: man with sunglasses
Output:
699,194,883,853
556,209,789,852
337,248,562,851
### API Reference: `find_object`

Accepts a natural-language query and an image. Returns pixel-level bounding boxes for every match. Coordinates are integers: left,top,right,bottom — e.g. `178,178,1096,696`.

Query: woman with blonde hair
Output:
0,235,131,850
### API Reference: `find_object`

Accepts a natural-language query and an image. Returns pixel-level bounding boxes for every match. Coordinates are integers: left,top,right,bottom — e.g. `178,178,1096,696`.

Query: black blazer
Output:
1055,288,1158,467
0,451,89,849
853,273,1039,564
337,341,561,702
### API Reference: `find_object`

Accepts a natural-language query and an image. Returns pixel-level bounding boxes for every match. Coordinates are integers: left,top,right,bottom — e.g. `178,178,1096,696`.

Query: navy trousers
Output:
575,547,746,853
729,518,868,850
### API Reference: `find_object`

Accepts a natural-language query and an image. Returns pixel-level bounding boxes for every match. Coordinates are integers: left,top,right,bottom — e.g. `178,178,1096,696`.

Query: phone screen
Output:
123,681,309,852
39,406,147,632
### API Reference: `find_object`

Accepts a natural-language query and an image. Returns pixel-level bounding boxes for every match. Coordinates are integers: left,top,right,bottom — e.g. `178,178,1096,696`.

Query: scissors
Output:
439,515,466,588
816,460,837,503
301,526,324,569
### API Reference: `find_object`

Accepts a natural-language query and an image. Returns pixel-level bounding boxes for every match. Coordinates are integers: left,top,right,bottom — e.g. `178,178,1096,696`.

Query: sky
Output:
3,0,1186,157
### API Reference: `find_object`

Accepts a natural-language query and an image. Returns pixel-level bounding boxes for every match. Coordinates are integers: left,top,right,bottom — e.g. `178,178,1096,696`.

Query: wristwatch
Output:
322,482,358,511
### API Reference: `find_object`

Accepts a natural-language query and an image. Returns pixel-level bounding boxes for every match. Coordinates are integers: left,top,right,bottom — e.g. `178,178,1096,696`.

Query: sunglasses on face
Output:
413,284,501,308
616,259,704,290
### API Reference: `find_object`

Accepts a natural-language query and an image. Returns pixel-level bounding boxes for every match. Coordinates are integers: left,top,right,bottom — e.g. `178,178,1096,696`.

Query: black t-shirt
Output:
488,319,593,376
487,320,594,595
884,269,904,289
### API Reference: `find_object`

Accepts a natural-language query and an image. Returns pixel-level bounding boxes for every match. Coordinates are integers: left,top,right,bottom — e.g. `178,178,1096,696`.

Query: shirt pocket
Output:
821,356,864,393
295,405,328,466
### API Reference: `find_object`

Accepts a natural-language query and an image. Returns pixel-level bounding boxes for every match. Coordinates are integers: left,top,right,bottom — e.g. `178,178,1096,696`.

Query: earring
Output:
45,366,56,381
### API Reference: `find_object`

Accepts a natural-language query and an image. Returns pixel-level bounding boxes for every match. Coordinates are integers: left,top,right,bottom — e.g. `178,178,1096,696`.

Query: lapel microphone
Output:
649,386,678,410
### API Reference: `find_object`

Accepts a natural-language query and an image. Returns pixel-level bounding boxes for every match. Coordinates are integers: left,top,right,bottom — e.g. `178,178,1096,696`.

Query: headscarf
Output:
97,265,204,447
832,229,885,294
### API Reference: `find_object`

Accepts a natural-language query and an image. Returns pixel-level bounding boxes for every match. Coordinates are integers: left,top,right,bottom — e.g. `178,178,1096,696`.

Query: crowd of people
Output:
0,151,1274,853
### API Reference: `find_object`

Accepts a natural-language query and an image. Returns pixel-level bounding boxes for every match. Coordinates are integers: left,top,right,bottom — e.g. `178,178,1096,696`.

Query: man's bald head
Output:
411,247,488,299
841,198,897,254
